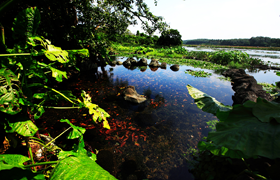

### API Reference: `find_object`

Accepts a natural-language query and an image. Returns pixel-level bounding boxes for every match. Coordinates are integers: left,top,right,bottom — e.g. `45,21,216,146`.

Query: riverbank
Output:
111,43,262,70
183,44,280,51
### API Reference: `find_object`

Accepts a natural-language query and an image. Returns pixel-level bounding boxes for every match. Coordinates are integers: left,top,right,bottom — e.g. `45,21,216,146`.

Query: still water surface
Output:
184,46,280,84
76,57,235,179
58,52,278,179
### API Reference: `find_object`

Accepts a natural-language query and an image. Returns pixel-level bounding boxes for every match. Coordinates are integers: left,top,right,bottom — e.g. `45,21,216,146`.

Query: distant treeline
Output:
183,36,280,47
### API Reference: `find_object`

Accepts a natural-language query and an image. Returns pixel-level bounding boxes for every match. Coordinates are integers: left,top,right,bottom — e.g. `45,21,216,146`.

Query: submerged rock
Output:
170,64,179,71
222,69,273,105
160,62,167,69
123,86,147,103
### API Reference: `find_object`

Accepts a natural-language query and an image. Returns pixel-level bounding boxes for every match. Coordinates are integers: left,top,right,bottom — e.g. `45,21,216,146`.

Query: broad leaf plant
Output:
0,4,116,180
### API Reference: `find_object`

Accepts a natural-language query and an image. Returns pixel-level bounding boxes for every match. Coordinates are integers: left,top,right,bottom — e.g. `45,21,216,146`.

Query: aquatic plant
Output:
185,70,212,78
187,84,280,179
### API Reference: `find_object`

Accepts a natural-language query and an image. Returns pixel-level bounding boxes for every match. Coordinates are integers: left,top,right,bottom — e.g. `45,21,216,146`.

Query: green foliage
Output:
185,70,212,77
187,85,280,159
12,6,41,40
209,50,250,65
157,29,182,46
0,68,21,115
0,154,45,180
0,6,115,179
206,120,219,131
183,36,280,47
51,153,116,180
258,82,279,97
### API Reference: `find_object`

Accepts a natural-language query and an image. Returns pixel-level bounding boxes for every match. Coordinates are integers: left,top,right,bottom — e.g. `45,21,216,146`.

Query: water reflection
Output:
79,57,235,179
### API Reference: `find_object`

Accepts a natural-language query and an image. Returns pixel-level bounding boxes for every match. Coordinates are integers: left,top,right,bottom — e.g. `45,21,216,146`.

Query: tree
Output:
157,29,182,46
0,0,169,61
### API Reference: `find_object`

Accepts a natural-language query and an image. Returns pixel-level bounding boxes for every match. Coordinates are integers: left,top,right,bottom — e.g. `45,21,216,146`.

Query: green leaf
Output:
186,84,232,115
67,49,89,58
31,105,45,120
50,155,116,180
0,154,30,170
49,67,67,82
244,98,280,123
0,154,45,180
80,91,111,129
6,118,38,137
60,119,86,139
0,68,22,115
209,102,280,159
44,45,69,63
12,7,41,40
276,72,280,76
33,93,45,99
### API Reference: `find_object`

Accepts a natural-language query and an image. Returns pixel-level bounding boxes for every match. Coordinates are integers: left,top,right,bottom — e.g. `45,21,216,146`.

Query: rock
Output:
160,62,167,69
109,61,117,66
137,58,148,66
123,57,137,67
149,59,160,67
170,64,179,71
222,69,273,105
150,67,158,72
116,61,123,65
123,59,131,67
123,86,147,103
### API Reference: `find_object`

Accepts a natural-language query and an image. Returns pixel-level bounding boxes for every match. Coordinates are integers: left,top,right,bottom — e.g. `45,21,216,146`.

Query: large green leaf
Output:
44,45,69,63
244,98,280,123
12,7,40,39
0,68,22,115
50,155,116,180
6,118,38,137
208,102,280,159
0,154,45,180
28,36,70,63
0,154,30,170
186,84,232,115
198,141,249,159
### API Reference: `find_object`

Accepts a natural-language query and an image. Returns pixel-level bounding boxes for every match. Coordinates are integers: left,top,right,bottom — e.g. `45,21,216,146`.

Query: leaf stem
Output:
44,106,80,109
44,127,72,147
24,161,58,168
0,53,31,56
43,85,75,104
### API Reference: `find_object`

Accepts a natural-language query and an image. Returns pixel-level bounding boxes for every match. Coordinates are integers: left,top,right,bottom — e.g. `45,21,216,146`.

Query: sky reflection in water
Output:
96,57,235,179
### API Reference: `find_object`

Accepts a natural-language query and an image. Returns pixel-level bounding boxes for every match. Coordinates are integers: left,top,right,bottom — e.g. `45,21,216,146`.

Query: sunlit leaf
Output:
6,118,38,137
60,119,86,139
186,84,232,115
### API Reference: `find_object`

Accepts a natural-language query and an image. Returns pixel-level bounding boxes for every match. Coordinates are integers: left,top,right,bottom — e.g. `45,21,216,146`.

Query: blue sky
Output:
128,0,280,40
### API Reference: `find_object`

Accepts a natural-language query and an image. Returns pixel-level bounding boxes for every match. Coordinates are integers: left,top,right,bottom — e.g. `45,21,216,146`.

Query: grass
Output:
111,43,262,70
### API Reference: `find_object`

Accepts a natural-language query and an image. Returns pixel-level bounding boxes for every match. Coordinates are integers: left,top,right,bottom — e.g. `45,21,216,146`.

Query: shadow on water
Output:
45,56,240,179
